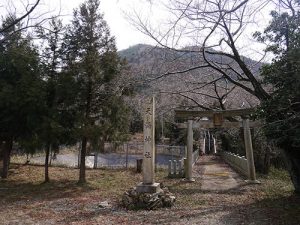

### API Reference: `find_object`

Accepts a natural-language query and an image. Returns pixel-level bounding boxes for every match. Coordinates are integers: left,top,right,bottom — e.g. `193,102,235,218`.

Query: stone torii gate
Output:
175,108,261,183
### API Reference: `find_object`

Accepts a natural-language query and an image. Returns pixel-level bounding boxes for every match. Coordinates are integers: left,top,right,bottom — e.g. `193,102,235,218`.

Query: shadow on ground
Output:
221,194,300,225
0,164,97,203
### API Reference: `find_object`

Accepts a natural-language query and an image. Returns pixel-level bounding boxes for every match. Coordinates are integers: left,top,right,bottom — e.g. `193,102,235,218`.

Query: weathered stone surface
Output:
136,182,161,193
186,119,194,181
98,201,110,209
143,97,155,184
122,186,176,210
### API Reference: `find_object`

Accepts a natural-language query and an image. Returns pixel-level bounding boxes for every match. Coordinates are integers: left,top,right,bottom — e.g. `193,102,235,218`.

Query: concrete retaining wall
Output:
220,151,248,176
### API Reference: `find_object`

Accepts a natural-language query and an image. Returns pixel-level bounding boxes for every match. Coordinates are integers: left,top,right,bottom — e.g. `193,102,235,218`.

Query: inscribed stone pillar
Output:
243,118,257,181
142,96,155,184
136,97,160,193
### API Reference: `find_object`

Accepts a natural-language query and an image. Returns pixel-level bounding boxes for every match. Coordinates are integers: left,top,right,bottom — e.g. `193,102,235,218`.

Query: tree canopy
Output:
62,0,129,183
257,0,300,193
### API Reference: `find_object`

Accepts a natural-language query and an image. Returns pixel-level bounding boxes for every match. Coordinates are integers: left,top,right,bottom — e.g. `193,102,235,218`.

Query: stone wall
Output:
220,151,248,176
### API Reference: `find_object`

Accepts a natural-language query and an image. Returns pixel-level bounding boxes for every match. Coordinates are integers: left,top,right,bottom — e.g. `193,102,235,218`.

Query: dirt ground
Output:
0,156,299,225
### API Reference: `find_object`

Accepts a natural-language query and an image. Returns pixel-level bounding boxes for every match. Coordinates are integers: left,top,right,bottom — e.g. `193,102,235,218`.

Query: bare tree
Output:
0,0,40,33
128,0,275,105
0,0,59,44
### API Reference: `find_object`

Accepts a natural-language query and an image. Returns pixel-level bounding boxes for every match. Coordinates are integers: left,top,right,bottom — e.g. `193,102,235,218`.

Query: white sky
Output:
1,0,278,58
43,0,157,50
0,0,157,50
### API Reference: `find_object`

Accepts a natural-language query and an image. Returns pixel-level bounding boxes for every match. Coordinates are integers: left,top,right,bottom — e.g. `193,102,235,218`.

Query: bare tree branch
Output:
0,0,41,34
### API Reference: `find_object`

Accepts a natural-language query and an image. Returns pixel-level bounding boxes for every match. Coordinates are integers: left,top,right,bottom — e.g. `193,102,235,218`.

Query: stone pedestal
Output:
122,186,176,210
245,179,261,184
136,182,161,193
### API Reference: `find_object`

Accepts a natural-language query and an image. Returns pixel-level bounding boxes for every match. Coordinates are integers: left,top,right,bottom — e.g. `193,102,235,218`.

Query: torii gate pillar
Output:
243,117,260,183
185,119,195,182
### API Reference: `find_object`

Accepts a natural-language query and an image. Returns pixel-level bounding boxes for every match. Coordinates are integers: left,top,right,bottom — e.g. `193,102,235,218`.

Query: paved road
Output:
29,153,180,168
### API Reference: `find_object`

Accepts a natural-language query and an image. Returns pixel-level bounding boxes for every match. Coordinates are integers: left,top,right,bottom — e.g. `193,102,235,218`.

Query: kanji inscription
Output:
142,96,155,184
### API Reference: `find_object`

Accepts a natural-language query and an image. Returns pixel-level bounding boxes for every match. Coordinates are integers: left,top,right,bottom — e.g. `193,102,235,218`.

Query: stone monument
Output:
136,96,160,193
122,96,176,210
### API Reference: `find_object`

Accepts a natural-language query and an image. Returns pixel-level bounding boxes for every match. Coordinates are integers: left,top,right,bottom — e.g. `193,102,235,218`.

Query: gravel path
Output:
195,155,242,191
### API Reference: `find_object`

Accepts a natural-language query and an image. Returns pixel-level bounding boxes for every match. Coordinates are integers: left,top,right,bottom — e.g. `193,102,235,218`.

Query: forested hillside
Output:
119,44,262,117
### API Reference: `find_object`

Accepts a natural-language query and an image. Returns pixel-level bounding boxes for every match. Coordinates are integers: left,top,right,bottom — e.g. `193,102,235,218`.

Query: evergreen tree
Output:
0,18,45,178
62,0,128,183
257,1,300,193
37,17,77,182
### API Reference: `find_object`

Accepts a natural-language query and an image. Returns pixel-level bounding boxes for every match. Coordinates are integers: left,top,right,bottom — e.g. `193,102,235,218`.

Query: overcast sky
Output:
0,0,156,50
44,0,156,50
1,0,277,58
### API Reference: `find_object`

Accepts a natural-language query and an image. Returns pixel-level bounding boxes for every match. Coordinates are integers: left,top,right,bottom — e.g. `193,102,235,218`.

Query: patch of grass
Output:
268,166,291,181
88,169,142,197
1,164,297,203
0,164,143,203
1,162,300,225
154,171,205,208
259,167,294,198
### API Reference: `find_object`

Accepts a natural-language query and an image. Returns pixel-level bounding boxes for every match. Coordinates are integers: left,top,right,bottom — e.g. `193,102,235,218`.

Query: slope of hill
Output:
118,44,262,118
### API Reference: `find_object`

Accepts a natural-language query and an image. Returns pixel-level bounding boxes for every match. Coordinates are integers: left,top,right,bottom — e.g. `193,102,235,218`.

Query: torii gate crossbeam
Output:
175,108,260,183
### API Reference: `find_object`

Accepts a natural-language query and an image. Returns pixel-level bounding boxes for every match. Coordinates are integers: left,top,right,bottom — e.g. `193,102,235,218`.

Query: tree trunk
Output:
0,141,3,175
79,137,87,183
44,144,50,183
1,138,13,179
283,150,300,194
99,138,105,153
262,147,271,174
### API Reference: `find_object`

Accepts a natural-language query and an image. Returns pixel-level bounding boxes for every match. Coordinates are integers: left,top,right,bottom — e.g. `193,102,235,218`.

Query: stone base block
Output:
136,182,161,193
122,186,176,210
245,179,261,184
182,178,195,182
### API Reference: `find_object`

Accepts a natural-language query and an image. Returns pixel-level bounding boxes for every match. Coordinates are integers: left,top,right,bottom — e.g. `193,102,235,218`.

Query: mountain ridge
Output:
118,43,262,116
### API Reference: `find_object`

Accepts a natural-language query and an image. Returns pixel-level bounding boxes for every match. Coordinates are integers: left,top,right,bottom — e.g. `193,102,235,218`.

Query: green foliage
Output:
36,17,77,149
261,53,300,149
0,22,45,152
256,1,300,192
0,1,130,181
62,0,130,148
155,117,178,143
257,5,300,150
129,107,143,133
261,166,294,198
219,129,244,155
